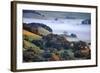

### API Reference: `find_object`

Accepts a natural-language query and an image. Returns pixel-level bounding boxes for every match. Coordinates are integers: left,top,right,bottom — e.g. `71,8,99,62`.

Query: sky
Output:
23,10,91,42
23,10,91,20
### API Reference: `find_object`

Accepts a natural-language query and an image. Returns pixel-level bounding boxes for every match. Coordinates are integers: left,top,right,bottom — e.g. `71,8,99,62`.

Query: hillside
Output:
23,40,43,54
23,22,91,62
38,27,52,36
23,23,52,36
23,29,42,41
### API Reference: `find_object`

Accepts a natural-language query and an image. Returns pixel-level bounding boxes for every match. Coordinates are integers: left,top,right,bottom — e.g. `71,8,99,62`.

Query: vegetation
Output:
23,30,42,41
23,40,43,54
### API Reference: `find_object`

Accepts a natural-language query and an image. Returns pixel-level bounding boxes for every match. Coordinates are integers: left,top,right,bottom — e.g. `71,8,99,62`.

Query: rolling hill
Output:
23,29,42,41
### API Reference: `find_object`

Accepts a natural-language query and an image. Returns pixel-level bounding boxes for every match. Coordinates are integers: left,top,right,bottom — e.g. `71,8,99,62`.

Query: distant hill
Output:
81,19,91,24
23,23,52,36
23,23,52,32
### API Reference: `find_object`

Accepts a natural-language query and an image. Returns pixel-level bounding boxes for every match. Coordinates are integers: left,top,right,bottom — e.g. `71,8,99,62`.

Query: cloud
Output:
23,10,45,18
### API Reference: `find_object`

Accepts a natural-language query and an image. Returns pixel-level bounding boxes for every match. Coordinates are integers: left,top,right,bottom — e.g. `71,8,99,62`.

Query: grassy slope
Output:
23,40,43,54
23,29,42,41
38,27,51,36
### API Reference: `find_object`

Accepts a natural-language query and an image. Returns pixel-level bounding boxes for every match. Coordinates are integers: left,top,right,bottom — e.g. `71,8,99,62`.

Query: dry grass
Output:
23,29,42,41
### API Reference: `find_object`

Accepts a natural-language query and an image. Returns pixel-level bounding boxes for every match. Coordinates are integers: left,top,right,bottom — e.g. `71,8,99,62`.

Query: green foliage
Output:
23,40,42,54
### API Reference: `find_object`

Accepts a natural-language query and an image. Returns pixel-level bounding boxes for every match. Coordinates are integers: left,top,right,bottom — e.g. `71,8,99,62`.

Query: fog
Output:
23,18,91,42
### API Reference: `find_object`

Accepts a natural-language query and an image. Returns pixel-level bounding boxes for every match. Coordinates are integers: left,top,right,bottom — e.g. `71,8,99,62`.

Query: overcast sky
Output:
23,10,91,20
